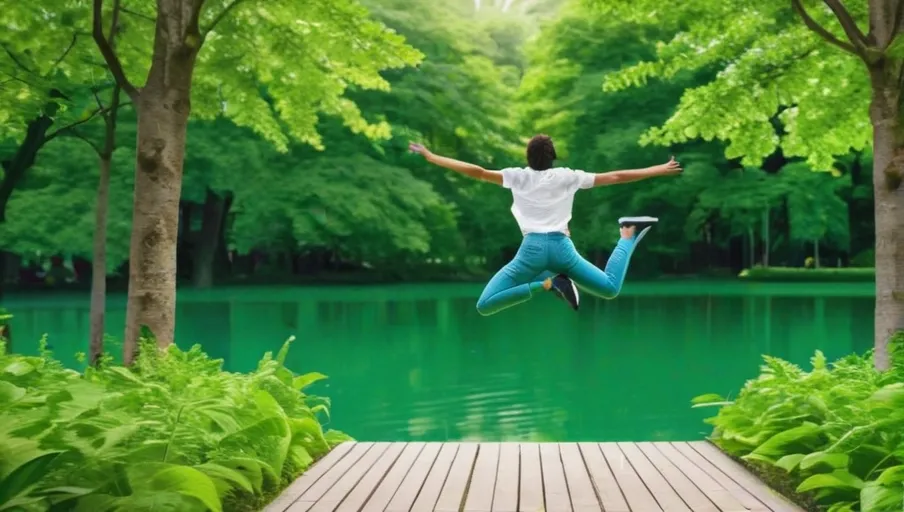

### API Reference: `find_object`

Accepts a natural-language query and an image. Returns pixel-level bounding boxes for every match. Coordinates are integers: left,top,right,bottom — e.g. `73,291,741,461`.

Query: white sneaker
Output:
618,216,659,226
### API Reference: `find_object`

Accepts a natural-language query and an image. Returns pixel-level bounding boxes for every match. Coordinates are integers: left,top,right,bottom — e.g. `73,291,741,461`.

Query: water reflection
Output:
5,283,873,442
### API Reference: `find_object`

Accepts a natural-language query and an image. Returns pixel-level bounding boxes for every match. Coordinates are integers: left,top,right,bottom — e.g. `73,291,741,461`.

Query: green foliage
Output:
739,267,875,283
0,136,135,270
0,335,350,511
694,336,904,511
594,0,871,170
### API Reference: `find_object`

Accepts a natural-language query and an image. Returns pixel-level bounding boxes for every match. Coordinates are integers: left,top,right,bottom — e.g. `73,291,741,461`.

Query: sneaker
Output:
618,216,659,227
618,216,658,244
550,274,580,311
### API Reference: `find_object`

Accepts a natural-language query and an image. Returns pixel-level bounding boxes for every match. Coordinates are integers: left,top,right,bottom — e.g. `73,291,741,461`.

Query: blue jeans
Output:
476,232,637,316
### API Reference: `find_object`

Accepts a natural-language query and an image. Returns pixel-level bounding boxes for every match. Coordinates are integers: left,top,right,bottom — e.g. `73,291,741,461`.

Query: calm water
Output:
4,282,873,442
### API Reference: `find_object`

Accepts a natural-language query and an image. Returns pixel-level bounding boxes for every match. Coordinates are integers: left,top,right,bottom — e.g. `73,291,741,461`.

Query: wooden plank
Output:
651,442,748,512
559,443,600,512
360,442,426,512
386,443,443,512
412,444,459,512
688,442,803,512
519,443,544,512
578,443,629,512
618,442,691,511
539,443,572,512
288,443,375,512
337,443,408,512
672,442,769,512
464,444,500,512
435,442,479,512
308,443,390,512
263,442,355,512
492,443,520,512
600,442,663,512
637,443,721,512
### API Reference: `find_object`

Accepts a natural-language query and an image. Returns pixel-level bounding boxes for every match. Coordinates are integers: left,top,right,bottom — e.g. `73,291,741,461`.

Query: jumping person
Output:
408,135,681,315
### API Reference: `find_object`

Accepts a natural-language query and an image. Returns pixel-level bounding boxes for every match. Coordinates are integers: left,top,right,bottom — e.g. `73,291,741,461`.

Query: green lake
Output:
4,281,873,443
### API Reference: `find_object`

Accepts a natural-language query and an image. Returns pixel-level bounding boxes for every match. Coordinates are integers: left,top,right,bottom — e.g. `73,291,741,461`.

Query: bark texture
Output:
865,0,904,371
89,154,112,365
119,0,203,363
868,74,904,371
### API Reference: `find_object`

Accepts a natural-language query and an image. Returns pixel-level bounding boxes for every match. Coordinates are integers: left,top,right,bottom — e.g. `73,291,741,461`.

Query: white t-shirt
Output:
500,167,595,234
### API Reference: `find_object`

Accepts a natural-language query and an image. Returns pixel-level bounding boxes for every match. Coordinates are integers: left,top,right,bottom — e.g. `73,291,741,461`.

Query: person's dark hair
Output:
526,134,556,171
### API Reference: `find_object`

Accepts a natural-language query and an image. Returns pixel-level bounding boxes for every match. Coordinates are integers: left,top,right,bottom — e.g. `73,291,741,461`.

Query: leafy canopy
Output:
589,0,871,170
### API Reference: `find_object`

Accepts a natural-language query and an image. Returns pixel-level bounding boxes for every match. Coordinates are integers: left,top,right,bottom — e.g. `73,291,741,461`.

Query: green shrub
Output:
738,266,875,282
693,333,904,512
0,335,350,512
850,250,875,268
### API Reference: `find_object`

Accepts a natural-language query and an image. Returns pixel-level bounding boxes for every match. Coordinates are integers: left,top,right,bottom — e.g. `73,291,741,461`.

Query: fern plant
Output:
693,333,904,512
0,335,351,511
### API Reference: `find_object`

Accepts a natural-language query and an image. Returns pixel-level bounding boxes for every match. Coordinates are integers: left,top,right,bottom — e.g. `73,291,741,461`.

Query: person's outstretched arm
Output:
591,156,683,187
409,143,503,185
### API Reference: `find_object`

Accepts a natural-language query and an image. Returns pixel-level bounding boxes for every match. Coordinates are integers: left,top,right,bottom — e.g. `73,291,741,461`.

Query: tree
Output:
0,1,120,224
92,0,422,362
593,0,902,369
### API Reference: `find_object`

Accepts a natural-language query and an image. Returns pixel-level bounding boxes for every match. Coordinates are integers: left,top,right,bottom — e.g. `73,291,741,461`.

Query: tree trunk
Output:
868,68,904,371
0,107,59,222
89,154,112,365
88,81,121,366
748,228,755,267
762,207,770,266
122,90,195,362
118,0,203,364
813,240,820,268
192,190,227,288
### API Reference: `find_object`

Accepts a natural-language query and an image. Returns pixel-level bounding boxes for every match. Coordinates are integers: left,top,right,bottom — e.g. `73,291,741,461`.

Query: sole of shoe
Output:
618,216,659,226
554,276,580,310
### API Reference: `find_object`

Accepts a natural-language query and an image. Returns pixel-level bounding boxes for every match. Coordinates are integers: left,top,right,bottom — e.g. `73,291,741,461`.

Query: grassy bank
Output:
693,334,904,512
739,266,875,282
0,336,348,512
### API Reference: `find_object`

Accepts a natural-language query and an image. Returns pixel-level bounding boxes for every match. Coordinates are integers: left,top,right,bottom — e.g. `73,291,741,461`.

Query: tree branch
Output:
64,128,103,155
791,0,860,55
1,45,37,75
51,34,79,70
121,6,155,23
822,0,869,47
93,0,139,100
184,0,205,48
203,0,245,35
44,102,133,143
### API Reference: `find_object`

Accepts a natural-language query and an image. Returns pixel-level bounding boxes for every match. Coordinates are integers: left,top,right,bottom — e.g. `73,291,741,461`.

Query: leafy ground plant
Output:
694,334,904,512
0,335,350,511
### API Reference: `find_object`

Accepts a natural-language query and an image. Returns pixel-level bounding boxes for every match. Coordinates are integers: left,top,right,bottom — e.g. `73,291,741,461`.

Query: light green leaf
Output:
775,454,806,472
875,465,904,486
293,372,328,391
860,483,904,512
129,464,222,512
0,382,26,404
800,452,850,471
195,463,254,496
0,451,63,507
750,423,823,459
3,361,34,377
797,470,865,493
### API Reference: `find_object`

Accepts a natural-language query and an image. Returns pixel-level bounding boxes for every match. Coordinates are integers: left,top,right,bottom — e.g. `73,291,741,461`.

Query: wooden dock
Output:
264,442,802,512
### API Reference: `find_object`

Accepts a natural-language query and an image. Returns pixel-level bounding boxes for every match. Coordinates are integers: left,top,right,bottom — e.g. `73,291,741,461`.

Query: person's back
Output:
500,166,594,234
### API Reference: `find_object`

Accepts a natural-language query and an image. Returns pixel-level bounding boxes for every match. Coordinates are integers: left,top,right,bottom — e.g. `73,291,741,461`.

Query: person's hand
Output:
408,142,432,157
659,156,682,174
